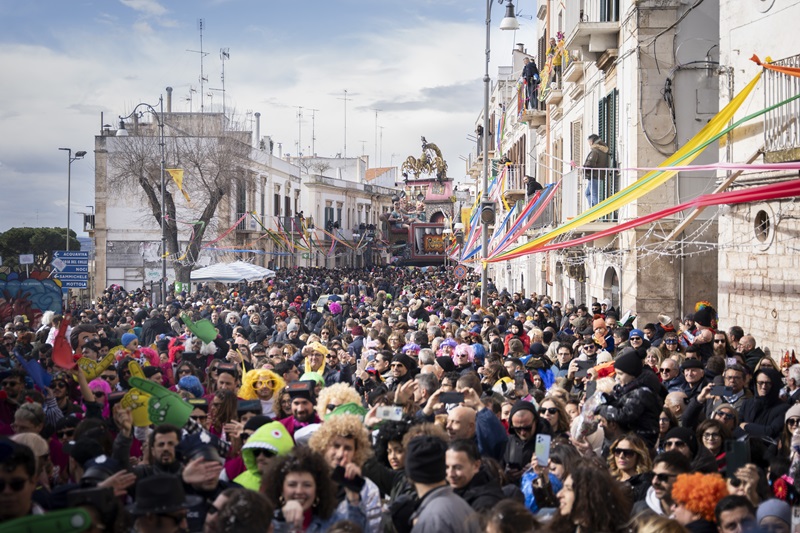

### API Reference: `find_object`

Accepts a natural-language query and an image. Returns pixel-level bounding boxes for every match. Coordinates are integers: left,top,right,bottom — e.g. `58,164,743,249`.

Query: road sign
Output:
52,250,88,287
454,265,467,279
19,254,34,265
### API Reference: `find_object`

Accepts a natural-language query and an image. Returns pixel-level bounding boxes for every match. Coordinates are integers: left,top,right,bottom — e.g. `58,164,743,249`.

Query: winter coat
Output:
475,406,509,462
739,368,790,440
596,371,663,448
583,140,610,178
409,485,481,533
454,467,505,512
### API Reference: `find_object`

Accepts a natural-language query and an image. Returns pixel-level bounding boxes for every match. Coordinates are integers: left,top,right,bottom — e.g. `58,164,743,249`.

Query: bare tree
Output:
108,116,251,283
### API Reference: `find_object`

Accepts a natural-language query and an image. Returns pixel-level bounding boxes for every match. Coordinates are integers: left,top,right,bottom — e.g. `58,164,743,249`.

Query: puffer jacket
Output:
596,370,664,448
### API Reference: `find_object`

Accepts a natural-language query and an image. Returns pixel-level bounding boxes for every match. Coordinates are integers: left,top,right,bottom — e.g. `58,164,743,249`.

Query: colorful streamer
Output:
492,72,765,261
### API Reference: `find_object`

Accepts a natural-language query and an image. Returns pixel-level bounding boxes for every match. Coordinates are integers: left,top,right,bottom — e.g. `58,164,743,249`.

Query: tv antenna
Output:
185,86,197,113
186,19,210,113
296,106,303,157
370,108,382,166
338,90,350,159
307,108,319,156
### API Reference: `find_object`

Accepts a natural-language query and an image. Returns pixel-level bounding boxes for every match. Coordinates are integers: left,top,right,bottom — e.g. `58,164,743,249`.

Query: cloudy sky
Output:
0,0,538,237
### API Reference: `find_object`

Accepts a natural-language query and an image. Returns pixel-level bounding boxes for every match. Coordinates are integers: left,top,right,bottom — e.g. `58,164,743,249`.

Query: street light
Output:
58,148,87,251
481,0,518,307
117,94,167,303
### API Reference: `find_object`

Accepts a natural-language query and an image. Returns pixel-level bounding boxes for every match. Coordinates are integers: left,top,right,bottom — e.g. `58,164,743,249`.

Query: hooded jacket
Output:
583,140,610,178
739,368,790,439
233,421,294,490
503,321,531,355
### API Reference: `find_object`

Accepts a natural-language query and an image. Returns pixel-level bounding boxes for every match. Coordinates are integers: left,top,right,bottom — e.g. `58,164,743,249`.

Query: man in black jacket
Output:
503,400,552,484
522,57,540,109
447,439,505,512
141,309,173,346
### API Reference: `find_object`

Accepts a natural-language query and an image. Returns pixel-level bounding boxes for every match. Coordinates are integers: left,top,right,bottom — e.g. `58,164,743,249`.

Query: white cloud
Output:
119,0,167,17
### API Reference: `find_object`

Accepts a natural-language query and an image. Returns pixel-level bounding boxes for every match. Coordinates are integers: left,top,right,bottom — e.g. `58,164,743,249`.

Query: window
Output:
598,88,619,167
236,183,246,215
570,120,583,167
273,194,281,216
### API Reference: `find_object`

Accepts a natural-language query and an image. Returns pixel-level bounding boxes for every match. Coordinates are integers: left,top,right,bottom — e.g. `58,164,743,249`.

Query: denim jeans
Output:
585,177,601,208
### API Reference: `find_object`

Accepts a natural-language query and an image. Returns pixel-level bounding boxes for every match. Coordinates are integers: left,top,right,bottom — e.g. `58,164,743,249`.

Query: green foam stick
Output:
1,508,92,533
129,376,193,427
180,312,218,344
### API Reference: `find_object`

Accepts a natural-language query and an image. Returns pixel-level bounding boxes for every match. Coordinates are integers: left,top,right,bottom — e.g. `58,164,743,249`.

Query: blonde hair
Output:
634,515,688,533
315,383,363,420
608,433,652,480
308,414,373,467
239,369,285,401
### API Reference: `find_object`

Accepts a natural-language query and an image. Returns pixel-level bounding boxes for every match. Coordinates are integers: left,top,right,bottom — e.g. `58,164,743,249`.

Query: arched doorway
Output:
603,267,620,309
430,211,446,224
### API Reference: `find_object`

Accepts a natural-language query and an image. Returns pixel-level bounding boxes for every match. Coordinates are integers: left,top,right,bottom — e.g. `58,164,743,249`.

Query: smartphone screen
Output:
535,434,552,464
439,392,465,404
711,385,733,397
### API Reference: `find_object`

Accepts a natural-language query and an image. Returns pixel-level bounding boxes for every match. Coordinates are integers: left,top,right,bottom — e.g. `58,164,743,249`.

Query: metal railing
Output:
502,163,527,192
565,0,620,40
236,213,256,231
764,53,800,157
559,168,619,223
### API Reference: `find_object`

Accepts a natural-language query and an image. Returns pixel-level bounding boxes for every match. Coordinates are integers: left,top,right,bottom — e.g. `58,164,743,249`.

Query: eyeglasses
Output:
0,478,29,492
787,418,800,427
629,337,642,341
53,382,68,389
713,411,735,421
539,407,558,415
613,448,636,458
251,448,276,458
703,432,722,440
714,339,727,344
325,355,337,360
756,380,773,389
510,424,533,433
321,331,330,335
178,370,192,376
653,472,678,483
665,340,678,345
659,368,674,374
100,374,118,382
583,344,596,350
191,414,208,421
663,440,688,449
57,429,75,438
1,381,20,388
283,351,291,355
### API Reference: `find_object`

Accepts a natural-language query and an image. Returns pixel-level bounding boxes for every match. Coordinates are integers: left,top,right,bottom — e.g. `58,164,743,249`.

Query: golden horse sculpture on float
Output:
401,136,448,182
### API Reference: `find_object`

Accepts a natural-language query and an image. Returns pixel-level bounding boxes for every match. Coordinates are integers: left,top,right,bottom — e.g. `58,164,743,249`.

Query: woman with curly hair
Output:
206,487,275,533
239,368,285,418
608,433,653,501
670,472,728,532
659,332,684,362
485,499,540,533
262,447,367,533
274,386,293,419
315,382,363,420
308,414,382,532
548,458,633,533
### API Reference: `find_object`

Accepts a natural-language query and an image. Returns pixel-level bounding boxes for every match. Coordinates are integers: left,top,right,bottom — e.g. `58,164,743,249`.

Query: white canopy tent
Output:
190,261,276,283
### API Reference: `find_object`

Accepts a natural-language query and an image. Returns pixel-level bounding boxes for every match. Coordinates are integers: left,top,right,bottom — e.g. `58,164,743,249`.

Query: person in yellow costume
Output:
239,368,285,418
547,37,563,88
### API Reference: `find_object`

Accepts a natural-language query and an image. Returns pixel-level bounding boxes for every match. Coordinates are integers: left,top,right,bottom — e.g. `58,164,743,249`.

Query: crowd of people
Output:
0,264,798,533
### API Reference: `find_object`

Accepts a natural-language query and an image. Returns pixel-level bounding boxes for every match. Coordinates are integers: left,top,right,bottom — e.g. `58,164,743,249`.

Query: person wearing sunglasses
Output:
632,450,692,516
0,438,41,521
739,368,789,440
608,433,652,500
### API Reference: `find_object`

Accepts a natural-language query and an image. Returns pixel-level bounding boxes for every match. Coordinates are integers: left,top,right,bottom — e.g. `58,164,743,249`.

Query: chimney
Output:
254,112,261,149
516,43,525,52
166,86,173,113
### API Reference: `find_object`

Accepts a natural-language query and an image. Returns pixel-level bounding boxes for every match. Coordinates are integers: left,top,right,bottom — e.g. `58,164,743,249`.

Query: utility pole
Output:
338,90,350,159
308,108,319,156
186,19,209,113
370,108,382,166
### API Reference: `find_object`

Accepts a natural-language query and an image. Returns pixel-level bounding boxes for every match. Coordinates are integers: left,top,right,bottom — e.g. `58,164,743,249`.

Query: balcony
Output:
564,0,621,64
559,169,619,228
563,60,584,84
236,213,258,232
764,53,800,163
501,164,527,205
545,88,563,106
277,215,305,235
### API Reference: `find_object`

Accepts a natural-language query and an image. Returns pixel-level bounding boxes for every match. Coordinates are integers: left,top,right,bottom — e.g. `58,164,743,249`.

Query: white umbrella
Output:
190,261,276,283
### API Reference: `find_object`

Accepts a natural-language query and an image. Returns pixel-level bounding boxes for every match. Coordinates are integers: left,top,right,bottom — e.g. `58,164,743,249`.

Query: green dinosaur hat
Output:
180,312,218,344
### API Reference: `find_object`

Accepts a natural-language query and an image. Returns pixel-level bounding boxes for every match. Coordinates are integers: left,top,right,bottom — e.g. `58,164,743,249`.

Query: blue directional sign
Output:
52,250,89,289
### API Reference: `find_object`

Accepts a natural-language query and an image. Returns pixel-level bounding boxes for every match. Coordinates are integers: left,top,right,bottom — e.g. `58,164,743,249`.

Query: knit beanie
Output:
785,403,800,423
405,436,447,484
614,348,643,377
664,427,698,456
392,353,416,372
509,400,538,422
757,499,791,527
435,356,457,373
121,333,138,348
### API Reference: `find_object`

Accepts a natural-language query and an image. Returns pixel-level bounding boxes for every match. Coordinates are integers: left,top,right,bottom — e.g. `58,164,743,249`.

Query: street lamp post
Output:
480,0,519,307
116,95,167,302
58,148,87,251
